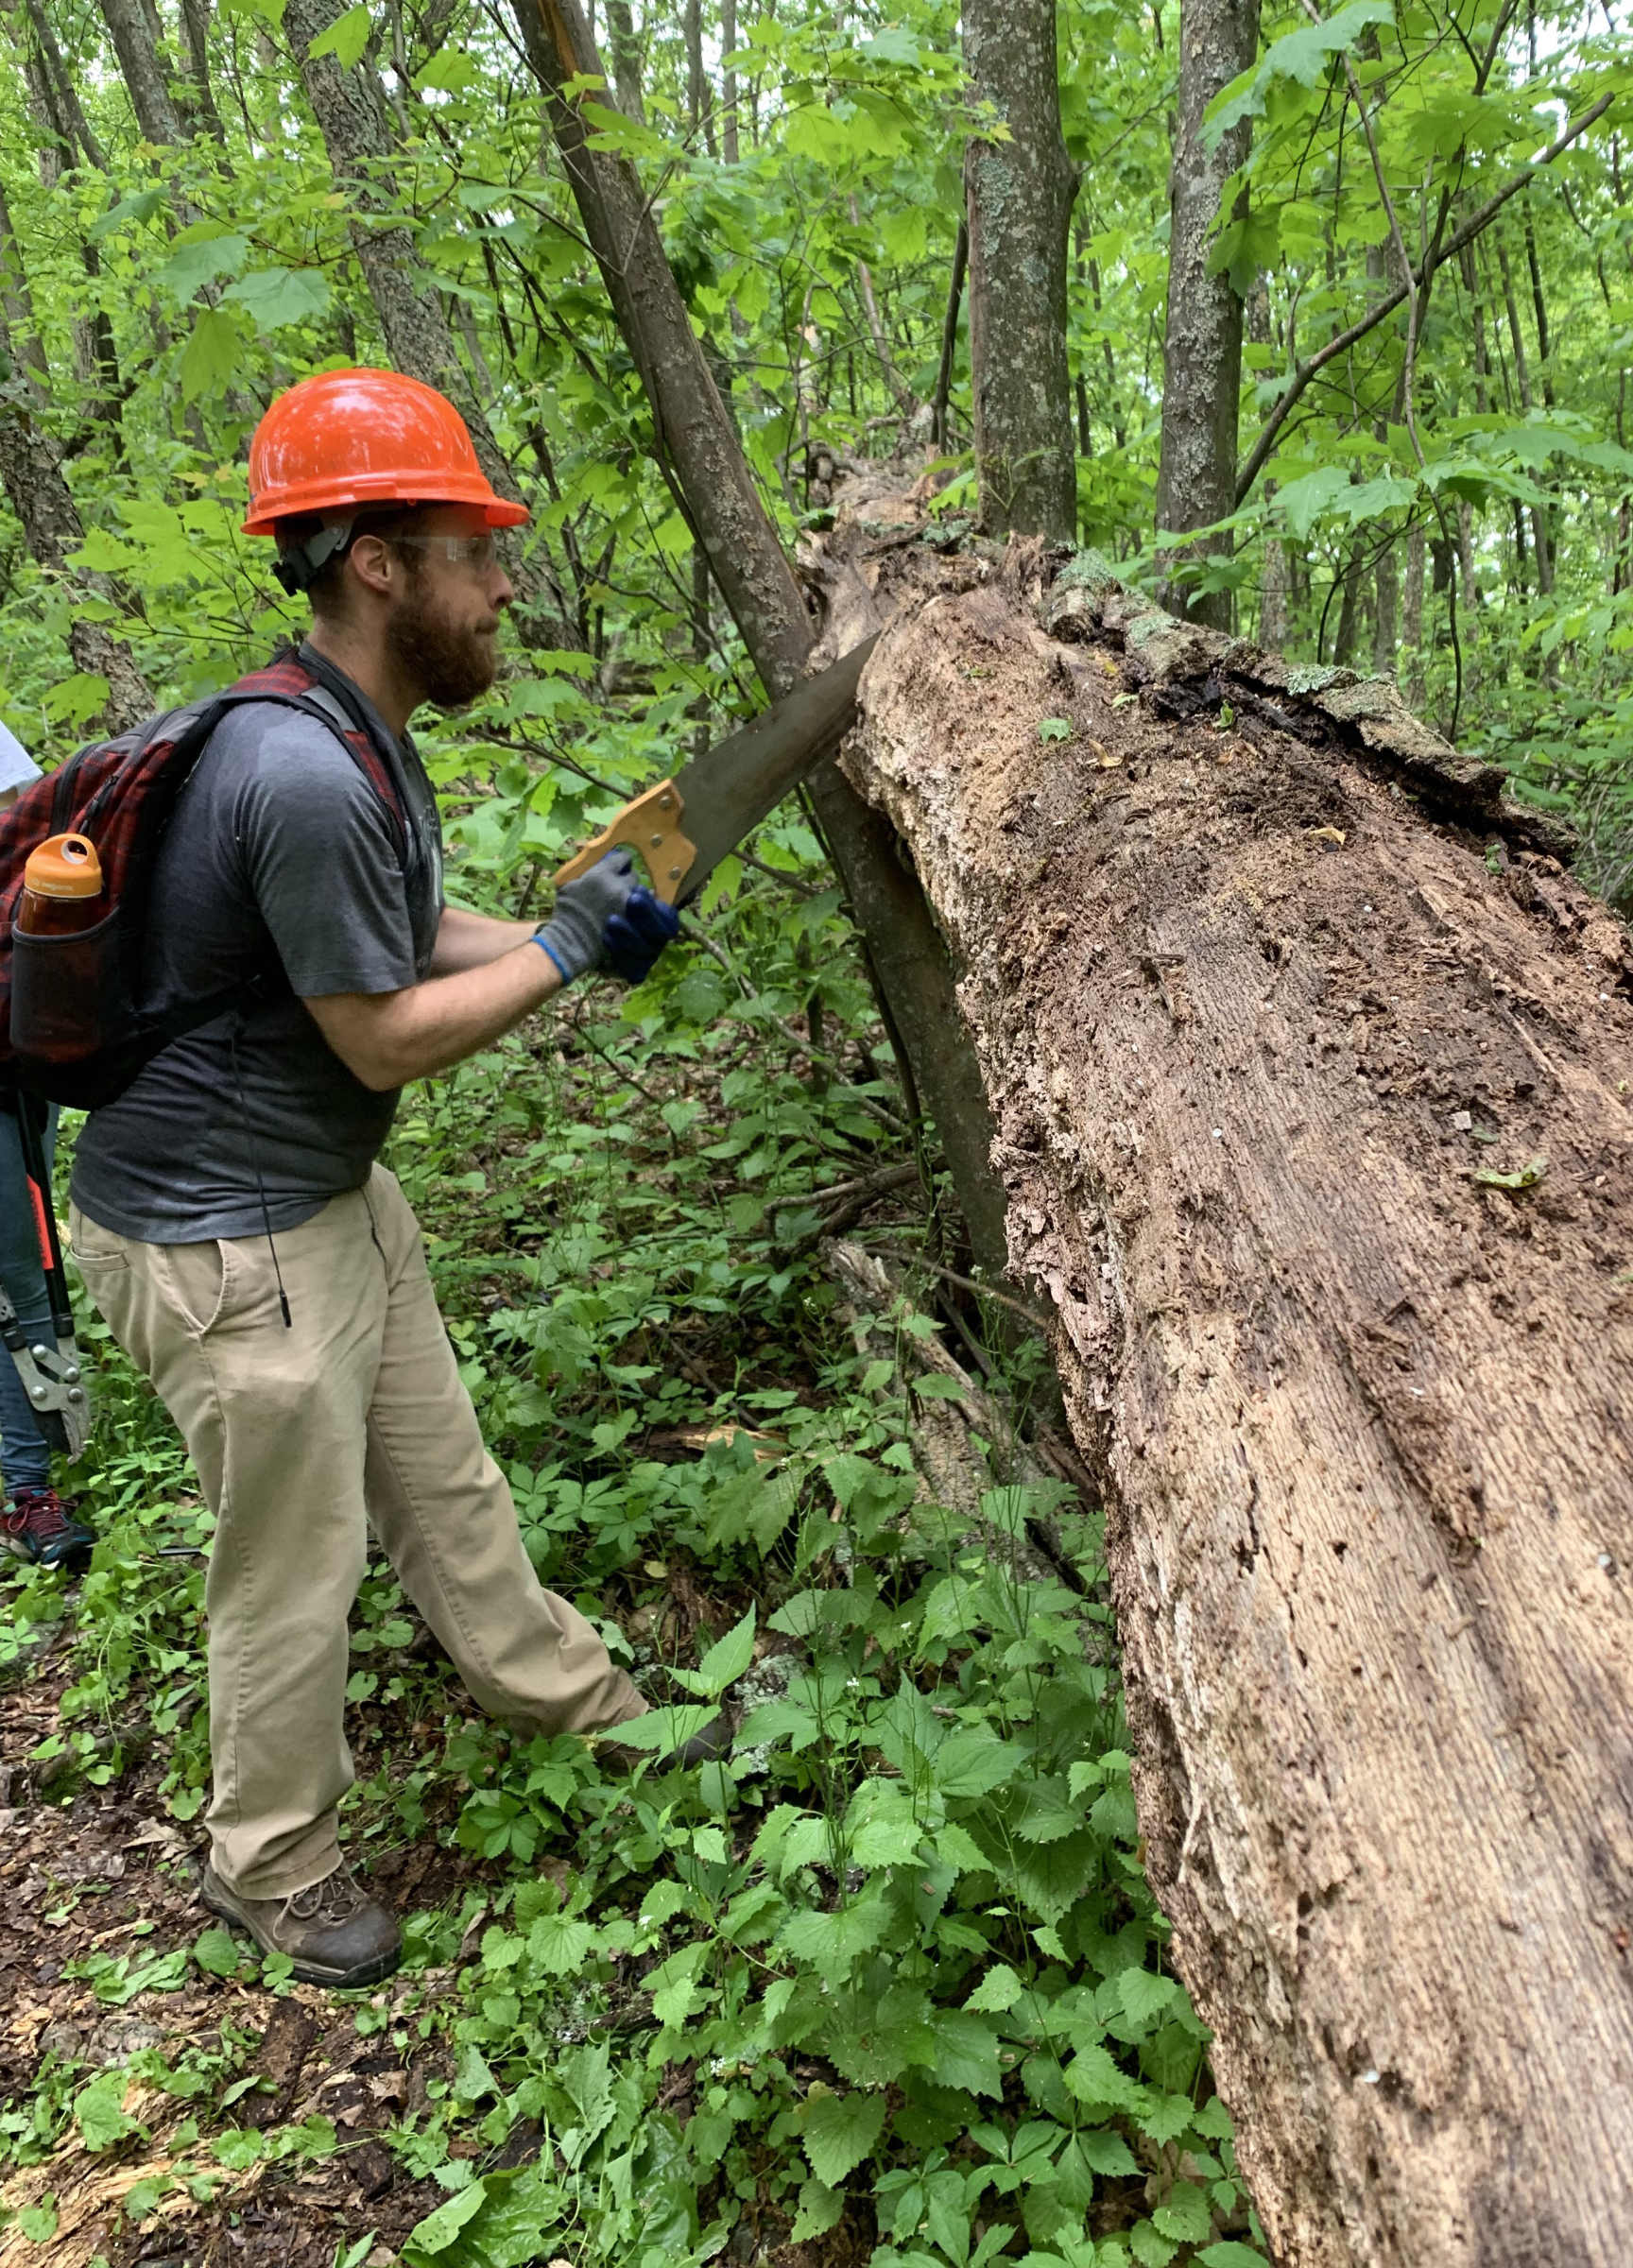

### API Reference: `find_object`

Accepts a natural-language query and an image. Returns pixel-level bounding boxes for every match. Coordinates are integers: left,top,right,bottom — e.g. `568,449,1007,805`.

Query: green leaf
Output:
1272,466,1353,539
964,1964,1023,2014
403,2177,490,2260
75,2071,137,2152
1063,2043,1143,2111
1118,1967,1181,2027
1205,1,1395,140
932,1729,1029,1799
179,309,242,404
222,266,331,332
931,2010,1005,2098
1153,2180,1213,2243
1199,2245,1272,2268
802,2088,887,2188
156,229,249,301
790,2177,845,2242
1340,473,1418,524
913,1372,969,1402
88,186,164,241
594,1703,715,1757
1130,2221,1180,2268
307,1,371,65
1038,717,1074,743
695,1604,756,1696
1077,2127,1141,2175
193,1926,243,1978
16,2203,59,2240
1473,1155,1548,1191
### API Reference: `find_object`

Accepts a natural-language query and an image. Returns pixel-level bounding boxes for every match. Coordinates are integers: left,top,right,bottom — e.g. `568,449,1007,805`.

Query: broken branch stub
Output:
834,527,1633,2268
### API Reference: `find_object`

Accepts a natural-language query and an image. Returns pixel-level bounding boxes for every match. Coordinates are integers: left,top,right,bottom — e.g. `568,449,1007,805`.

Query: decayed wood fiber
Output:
838,545,1633,2268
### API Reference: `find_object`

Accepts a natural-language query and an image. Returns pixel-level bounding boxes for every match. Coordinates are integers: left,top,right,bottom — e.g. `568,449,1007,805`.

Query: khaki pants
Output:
69,1165,642,1899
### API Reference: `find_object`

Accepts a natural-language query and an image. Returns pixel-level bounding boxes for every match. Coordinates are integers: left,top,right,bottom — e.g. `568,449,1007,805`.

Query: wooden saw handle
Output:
550,779,697,906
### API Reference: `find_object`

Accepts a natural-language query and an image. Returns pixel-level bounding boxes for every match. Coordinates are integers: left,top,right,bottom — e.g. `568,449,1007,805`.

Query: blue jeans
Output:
0,1104,60,1497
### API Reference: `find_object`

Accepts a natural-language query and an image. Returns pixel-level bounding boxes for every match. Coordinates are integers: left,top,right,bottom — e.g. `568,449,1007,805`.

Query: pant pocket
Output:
157,1240,241,1337
68,1208,130,1276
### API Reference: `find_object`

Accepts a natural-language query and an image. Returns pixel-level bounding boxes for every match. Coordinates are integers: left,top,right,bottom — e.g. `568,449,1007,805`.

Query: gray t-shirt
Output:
72,667,443,1243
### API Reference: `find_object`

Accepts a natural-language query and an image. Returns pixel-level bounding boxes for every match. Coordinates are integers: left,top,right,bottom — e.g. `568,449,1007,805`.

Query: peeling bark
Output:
825,505,1633,2268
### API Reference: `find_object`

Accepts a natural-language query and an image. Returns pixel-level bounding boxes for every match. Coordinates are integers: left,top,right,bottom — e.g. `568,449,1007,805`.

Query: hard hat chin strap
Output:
272,515,357,596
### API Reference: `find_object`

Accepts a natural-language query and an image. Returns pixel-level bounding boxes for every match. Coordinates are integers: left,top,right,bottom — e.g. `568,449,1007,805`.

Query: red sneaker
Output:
2,1487,95,1572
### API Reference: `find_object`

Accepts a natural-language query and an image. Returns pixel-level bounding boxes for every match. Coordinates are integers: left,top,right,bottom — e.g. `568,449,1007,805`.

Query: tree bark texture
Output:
962,0,1078,542
95,0,189,145
284,0,526,520
1155,0,1260,628
0,399,153,729
515,0,1013,1275
826,510,1633,2268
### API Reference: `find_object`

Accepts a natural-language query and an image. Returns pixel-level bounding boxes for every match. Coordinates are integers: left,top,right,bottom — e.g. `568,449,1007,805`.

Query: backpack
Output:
0,652,405,1111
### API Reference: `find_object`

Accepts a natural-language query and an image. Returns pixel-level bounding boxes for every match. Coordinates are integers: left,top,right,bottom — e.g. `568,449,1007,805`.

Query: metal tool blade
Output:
669,633,879,902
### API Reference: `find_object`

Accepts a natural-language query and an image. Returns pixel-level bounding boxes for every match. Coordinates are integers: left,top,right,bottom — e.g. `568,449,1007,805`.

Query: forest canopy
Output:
2,0,1631,895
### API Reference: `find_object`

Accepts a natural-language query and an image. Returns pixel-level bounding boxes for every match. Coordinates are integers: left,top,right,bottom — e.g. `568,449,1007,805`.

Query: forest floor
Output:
0,975,1267,2268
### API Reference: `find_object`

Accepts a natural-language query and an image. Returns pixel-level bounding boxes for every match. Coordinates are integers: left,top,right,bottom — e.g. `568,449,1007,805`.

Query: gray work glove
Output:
534,849,641,984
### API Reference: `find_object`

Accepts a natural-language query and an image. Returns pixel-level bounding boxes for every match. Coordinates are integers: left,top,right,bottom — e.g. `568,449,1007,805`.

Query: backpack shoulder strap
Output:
207,683,408,850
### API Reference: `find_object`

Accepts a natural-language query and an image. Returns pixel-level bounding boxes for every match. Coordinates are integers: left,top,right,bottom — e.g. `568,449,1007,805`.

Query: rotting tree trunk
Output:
816,495,1633,2268
512,0,1014,1277
1154,0,1260,627
962,0,1078,541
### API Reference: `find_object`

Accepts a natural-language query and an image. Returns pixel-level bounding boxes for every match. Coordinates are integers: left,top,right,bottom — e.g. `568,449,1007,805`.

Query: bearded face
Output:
383,551,505,711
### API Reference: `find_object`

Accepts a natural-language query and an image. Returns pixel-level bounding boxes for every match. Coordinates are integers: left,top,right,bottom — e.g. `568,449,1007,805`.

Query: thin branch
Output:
1235,92,1614,505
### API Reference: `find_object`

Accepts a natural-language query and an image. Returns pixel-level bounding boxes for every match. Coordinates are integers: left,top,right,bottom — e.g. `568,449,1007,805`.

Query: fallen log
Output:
815,502,1633,2267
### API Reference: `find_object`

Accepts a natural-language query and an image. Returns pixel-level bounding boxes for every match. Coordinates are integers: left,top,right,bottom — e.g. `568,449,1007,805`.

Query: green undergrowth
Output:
0,852,1267,2268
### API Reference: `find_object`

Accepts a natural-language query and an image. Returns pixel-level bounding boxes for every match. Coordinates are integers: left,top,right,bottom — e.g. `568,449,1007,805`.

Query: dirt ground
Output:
0,1620,473,2268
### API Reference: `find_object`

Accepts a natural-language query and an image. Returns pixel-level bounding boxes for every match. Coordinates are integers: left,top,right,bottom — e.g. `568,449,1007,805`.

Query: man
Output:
0,716,95,1572
67,368,715,1990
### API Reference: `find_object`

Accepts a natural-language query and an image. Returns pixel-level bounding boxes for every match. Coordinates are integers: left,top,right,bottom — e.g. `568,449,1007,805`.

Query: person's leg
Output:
0,1104,58,1496
68,1192,388,1896
356,1166,645,1737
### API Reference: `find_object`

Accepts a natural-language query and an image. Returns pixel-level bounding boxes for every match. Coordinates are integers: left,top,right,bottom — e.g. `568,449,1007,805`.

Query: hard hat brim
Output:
244,476,530,537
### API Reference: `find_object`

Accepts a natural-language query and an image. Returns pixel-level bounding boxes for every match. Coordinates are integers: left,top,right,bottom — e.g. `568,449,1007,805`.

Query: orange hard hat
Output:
243,367,528,535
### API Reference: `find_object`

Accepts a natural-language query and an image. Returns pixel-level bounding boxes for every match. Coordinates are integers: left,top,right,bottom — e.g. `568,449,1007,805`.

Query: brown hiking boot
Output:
201,1862,401,1989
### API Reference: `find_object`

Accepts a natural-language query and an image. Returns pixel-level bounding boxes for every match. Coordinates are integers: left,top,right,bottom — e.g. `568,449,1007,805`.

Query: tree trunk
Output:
961,0,1078,541
1496,231,1553,595
95,0,190,145
605,0,644,122
719,0,738,164
511,0,1013,1276
0,396,153,730
284,0,527,523
1401,519,1426,706
1154,0,1261,628
932,218,968,451
825,502,1633,2268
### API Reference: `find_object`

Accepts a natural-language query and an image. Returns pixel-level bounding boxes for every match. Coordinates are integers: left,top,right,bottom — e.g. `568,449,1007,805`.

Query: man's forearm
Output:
306,937,563,1091
430,902,539,975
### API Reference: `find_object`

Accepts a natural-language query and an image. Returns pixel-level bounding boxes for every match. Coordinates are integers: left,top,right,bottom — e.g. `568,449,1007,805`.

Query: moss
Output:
1054,547,1122,596
1285,662,1344,695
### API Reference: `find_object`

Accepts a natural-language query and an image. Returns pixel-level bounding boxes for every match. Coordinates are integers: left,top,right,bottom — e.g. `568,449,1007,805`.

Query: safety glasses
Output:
388,530,516,575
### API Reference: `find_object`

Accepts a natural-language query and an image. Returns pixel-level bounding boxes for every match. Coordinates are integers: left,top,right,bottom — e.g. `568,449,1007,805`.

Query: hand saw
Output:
551,634,878,907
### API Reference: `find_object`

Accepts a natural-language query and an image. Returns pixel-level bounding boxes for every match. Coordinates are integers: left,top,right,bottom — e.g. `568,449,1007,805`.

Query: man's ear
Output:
347,534,397,603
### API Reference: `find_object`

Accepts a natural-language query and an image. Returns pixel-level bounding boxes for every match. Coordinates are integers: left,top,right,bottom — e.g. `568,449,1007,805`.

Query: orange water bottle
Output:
16,833,103,936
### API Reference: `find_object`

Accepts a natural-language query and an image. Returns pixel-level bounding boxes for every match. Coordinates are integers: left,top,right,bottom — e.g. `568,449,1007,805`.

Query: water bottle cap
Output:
23,833,102,899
